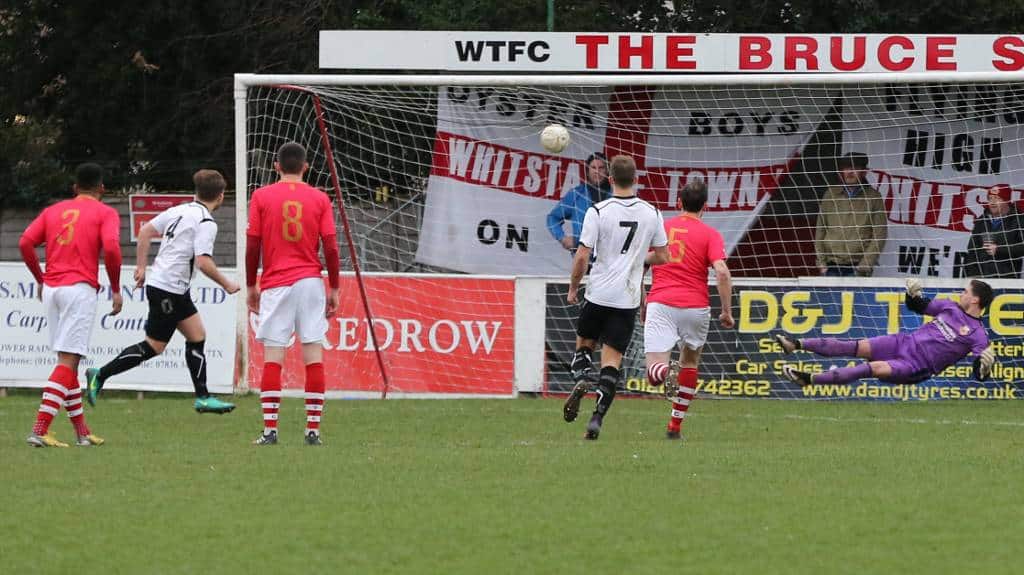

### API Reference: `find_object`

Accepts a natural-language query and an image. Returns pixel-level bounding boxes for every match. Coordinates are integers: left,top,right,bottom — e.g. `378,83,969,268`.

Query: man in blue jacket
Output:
547,152,610,251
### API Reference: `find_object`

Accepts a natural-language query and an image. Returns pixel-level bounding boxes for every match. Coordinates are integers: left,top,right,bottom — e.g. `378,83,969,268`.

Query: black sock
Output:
185,340,209,398
571,347,594,381
594,366,619,417
98,341,158,382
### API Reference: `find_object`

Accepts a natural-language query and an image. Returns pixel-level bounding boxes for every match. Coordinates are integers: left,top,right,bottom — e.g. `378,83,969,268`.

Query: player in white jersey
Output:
86,170,240,413
563,155,669,440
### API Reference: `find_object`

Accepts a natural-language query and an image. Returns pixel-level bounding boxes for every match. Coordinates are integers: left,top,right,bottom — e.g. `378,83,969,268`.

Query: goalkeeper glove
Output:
979,346,996,380
906,277,923,298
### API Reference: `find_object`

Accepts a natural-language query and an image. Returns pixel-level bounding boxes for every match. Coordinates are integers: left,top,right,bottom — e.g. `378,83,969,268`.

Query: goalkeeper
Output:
779,279,996,386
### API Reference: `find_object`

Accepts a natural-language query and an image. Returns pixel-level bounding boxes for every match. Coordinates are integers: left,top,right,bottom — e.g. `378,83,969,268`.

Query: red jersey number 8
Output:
282,201,303,242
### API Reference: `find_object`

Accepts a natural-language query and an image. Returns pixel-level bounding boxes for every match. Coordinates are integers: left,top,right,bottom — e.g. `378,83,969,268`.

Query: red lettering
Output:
575,35,609,69
878,35,915,71
830,36,866,71
618,35,653,69
666,35,696,70
926,36,957,71
993,36,1024,71
739,36,772,70
784,36,818,71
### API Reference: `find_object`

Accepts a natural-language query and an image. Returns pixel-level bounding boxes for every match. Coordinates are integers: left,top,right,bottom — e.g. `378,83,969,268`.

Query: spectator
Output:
963,184,1024,279
547,152,609,251
815,152,888,277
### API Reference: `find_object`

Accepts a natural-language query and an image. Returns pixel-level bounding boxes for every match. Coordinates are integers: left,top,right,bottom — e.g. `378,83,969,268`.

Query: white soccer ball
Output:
540,124,570,154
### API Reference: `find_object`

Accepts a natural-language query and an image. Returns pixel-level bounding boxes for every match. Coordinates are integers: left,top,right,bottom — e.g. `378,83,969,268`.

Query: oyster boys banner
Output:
415,85,830,274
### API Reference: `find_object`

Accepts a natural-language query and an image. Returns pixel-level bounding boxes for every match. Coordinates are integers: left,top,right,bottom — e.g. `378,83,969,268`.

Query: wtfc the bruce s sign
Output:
321,32,1024,74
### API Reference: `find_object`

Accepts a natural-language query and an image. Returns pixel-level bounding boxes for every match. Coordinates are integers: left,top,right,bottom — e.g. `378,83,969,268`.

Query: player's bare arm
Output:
134,222,160,287
196,255,240,294
644,245,670,266
713,259,734,328
567,245,591,304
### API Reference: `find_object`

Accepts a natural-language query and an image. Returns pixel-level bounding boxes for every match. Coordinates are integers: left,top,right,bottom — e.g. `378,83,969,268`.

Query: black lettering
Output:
476,88,495,110
1004,87,1024,124
521,94,543,121
898,246,926,274
979,137,1002,174
974,84,998,123
954,85,971,120
929,85,949,118
718,112,744,136
903,129,928,167
884,85,902,112
777,111,799,134
953,251,968,278
528,41,550,62
454,41,485,62
508,41,525,61
748,111,773,135
689,111,712,135
546,101,568,126
952,133,974,172
505,224,529,252
571,103,596,130
495,92,516,116
477,220,500,245
931,132,946,170
485,40,504,61
927,248,942,277
447,87,471,103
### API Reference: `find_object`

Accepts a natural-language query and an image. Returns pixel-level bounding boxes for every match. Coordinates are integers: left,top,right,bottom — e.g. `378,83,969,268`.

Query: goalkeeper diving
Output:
779,279,996,386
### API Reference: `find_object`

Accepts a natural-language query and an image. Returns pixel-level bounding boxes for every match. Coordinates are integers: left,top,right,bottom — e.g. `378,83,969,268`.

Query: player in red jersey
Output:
246,142,341,446
643,180,734,440
19,163,123,447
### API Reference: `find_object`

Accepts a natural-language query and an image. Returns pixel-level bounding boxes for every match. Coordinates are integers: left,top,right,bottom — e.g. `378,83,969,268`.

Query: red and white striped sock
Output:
65,383,90,437
304,363,325,435
32,365,73,436
260,362,282,434
647,362,669,386
668,368,698,433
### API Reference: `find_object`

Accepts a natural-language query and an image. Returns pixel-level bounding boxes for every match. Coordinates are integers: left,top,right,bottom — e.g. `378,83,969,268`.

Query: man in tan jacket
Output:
815,152,888,276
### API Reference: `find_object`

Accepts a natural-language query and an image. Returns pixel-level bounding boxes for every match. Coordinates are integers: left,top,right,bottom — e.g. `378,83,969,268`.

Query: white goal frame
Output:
232,71,1024,393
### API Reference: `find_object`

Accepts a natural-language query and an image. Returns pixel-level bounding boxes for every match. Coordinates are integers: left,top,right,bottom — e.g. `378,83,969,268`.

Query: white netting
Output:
241,79,1024,399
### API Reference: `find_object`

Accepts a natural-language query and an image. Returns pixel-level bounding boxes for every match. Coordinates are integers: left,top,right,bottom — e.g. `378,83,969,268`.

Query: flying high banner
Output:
842,84,1024,278
415,86,833,275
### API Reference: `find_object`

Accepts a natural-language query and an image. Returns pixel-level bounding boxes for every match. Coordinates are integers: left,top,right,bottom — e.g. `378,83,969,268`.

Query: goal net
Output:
236,75,1024,400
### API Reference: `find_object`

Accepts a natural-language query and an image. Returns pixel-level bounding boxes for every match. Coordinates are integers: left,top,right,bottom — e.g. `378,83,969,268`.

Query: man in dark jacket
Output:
963,184,1024,279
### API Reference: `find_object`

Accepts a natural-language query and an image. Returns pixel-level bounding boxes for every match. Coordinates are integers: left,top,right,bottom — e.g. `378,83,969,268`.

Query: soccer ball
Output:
540,124,570,154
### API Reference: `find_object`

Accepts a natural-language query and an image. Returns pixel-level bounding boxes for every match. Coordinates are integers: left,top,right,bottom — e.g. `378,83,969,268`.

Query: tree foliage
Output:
2,1,1024,200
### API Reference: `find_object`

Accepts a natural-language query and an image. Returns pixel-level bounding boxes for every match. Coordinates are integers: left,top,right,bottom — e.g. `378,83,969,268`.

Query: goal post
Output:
233,71,1024,400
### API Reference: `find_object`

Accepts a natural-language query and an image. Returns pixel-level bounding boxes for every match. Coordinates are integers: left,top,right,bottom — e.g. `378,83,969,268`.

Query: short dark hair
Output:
681,180,708,213
585,152,607,167
609,155,636,188
75,163,104,191
970,279,994,311
277,142,307,175
193,169,226,202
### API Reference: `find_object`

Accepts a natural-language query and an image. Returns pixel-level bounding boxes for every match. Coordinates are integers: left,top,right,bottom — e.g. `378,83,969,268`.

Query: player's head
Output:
608,155,636,192
585,152,608,187
837,152,869,185
961,279,994,314
986,184,1013,217
73,163,105,196
193,169,227,210
275,142,308,177
680,180,708,214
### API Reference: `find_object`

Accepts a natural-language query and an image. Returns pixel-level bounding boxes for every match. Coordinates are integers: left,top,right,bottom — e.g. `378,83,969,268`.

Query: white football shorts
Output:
256,277,328,347
44,282,98,357
643,303,710,353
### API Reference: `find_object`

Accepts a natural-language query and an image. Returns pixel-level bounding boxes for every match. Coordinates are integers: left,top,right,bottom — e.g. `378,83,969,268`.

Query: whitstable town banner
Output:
0,263,237,392
843,85,1024,278
415,86,832,275
321,32,1024,74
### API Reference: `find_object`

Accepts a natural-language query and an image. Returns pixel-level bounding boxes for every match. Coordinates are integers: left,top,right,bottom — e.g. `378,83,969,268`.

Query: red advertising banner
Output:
129,194,194,241
247,275,516,396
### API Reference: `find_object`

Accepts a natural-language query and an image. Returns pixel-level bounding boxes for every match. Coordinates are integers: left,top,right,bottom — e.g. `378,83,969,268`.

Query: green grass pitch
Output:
1,394,1022,574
